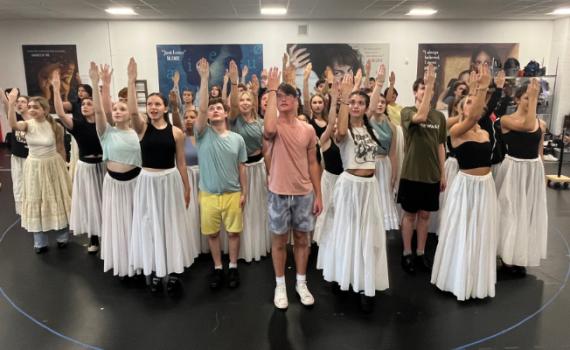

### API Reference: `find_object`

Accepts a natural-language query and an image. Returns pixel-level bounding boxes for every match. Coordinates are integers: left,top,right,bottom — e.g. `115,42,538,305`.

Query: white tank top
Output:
25,119,57,158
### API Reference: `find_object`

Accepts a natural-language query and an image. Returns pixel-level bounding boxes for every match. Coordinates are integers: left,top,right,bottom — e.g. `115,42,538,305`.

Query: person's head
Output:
447,96,464,118
276,83,299,115
16,96,30,113
28,96,50,120
260,91,269,116
78,84,92,100
458,70,471,83
146,93,168,121
209,85,221,98
310,94,326,117
118,87,128,103
183,109,198,132
296,114,308,123
514,82,531,112
315,79,326,93
238,91,257,117
348,91,370,118
111,101,129,125
413,78,427,103
459,96,475,122
375,94,388,115
368,77,376,89
471,45,501,73
182,88,194,104
238,83,247,94
81,97,94,117
452,81,469,98
383,87,398,104
207,97,229,124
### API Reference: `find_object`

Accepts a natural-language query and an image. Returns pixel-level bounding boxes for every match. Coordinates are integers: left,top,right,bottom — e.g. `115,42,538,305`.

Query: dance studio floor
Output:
0,147,569,350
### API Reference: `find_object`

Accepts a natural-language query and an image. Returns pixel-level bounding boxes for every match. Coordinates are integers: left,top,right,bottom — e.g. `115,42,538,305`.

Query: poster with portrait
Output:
22,45,80,111
285,43,390,93
416,43,519,109
156,44,263,101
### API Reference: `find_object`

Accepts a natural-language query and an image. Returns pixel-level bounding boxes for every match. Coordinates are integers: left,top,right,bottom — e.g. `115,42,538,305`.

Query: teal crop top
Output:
99,124,142,167
369,117,392,155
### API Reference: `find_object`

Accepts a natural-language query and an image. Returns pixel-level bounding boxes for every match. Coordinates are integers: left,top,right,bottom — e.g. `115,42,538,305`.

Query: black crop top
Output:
502,126,541,159
68,115,103,160
322,141,343,175
140,122,176,169
309,118,327,138
454,141,492,170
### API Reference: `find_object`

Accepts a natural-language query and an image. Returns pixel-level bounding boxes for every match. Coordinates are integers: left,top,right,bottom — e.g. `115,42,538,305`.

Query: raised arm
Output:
51,70,74,130
88,62,108,137
385,71,396,103
364,59,372,88
367,64,386,116
352,69,363,92
411,64,436,124
100,64,114,125
127,58,146,137
195,58,210,135
302,63,312,117
0,88,9,116
320,80,339,147
222,69,229,104
263,67,280,140
335,73,354,143
250,74,260,113
174,127,190,208
502,78,540,132
6,89,27,132
169,90,182,129
171,70,182,108
241,65,248,84
228,60,240,120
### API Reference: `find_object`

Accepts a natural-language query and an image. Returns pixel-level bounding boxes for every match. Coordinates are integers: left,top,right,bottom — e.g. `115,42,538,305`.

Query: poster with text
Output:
417,43,519,109
22,45,80,111
156,44,263,101
286,43,390,93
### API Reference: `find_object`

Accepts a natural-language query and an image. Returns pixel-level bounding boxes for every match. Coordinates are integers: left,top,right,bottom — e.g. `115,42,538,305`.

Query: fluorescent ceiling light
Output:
260,7,287,15
407,8,438,16
549,7,570,15
105,7,138,15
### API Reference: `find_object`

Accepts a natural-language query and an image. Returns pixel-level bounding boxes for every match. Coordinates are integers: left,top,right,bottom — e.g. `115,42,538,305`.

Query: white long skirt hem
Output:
70,160,104,237
375,157,400,230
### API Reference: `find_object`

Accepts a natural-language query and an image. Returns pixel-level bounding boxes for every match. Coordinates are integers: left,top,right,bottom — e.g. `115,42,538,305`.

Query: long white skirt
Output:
130,168,197,277
495,155,548,266
101,173,137,277
431,171,498,301
11,155,26,215
239,159,270,262
186,166,210,254
429,157,459,234
318,172,389,296
70,160,104,237
314,170,339,245
375,157,400,230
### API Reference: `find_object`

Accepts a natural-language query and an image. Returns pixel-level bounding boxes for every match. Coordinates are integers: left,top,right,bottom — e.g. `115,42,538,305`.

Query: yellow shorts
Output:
199,191,243,235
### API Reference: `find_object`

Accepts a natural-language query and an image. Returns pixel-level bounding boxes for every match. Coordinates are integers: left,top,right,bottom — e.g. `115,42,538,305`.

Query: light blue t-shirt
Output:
99,124,142,167
196,127,247,194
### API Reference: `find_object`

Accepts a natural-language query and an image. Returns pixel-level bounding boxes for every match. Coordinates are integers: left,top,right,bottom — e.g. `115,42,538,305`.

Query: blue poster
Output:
156,44,263,99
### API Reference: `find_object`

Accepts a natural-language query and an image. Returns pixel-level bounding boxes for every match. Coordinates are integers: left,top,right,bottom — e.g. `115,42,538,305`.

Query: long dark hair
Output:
347,91,384,151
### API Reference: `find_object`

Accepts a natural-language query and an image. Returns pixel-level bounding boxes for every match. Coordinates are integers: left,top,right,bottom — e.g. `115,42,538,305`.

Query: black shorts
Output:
397,179,440,213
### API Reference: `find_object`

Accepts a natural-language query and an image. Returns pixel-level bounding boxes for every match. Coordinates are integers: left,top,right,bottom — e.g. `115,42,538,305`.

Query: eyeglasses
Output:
276,93,295,100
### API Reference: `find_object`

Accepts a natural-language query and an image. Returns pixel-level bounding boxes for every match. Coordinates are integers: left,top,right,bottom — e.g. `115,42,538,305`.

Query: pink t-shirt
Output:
268,118,317,195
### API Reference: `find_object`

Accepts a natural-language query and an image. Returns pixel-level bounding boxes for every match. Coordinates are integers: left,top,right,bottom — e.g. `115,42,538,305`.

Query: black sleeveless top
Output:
68,115,103,161
446,136,456,158
502,126,542,159
140,122,176,169
455,141,492,170
322,141,343,175
10,113,29,158
309,117,327,138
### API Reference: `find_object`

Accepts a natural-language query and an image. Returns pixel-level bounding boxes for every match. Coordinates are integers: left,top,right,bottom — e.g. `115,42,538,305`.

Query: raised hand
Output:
223,69,229,85
241,65,249,79
51,70,61,89
282,52,289,67
527,78,540,98
354,68,363,86
376,64,386,85
340,73,354,100
267,67,280,90
303,62,313,81
250,74,260,93
325,66,334,84
172,70,180,85
128,57,137,83
365,59,372,78
0,88,8,106
425,63,436,87
228,60,238,84
284,63,296,85
476,62,492,89
196,58,209,80
287,44,310,68
389,71,396,86
99,64,113,86
7,88,19,105
329,80,340,100
89,62,100,84
494,69,506,89
169,90,178,109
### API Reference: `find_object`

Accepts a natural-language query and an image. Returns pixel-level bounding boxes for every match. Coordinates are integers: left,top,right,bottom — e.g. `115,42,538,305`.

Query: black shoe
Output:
209,269,224,290
166,276,182,294
34,246,48,254
227,268,240,289
331,282,341,295
415,254,432,272
57,242,68,249
517,266,527,277
150,276,163,293
401,255,416,274
359,293,374,313
88,236,100,254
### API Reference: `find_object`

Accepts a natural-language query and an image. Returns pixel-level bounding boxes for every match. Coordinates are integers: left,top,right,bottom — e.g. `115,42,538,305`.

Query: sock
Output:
229,262,237,269
215,265,223,270
296,274,306,284
416,250,425,256
403,250,412,256
276,276,285,286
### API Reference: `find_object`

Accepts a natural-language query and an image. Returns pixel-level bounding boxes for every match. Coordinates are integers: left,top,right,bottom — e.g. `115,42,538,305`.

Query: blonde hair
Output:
457,96,468,122
239,91,259,119
29,96,63,142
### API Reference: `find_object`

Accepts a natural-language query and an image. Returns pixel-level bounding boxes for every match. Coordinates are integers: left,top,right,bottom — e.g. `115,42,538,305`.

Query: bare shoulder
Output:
172,125,184,140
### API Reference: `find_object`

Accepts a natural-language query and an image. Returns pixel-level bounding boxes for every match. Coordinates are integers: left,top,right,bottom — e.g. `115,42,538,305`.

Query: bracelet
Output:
231,82,238,86
266,89,277,94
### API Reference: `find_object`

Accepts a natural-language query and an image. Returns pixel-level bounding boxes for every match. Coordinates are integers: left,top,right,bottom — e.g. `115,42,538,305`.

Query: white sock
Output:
229,262,237,269
416,250,425,256
296,274,306,284
215,265,223,270
276,276,285,286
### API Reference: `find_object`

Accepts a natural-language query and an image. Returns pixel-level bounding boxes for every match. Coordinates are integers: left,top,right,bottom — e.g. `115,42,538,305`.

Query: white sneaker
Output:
543,154,558,162
274,284,288,309
87,245,99,254
295,282,315,306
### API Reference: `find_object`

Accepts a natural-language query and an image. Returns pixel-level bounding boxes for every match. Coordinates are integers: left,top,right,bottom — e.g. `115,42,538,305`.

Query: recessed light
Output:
549,7,570,15
105,7,138,15
406,8,438,16
260,7,287,15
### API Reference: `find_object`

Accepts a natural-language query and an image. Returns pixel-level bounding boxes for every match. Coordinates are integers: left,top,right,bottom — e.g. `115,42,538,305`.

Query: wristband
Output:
267,89,277,94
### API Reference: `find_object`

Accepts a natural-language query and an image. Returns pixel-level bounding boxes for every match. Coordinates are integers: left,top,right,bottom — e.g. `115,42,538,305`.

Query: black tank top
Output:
140,122,176,169
455,141,492,170
10,113,29,158
446,136,456,158
68,114,103,160
309,117,327,138
502,126,542,159
322,141,343,175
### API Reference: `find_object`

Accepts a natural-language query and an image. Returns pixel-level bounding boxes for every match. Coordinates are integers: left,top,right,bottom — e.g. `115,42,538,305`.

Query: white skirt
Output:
11,155,26,215
101,173,137,277
313,170,339,245
186,166,210,254
429,157,459,234
70,160,104,237
239,159,270,262
495,155,548,266
318,172,389,296
130,168,198,277
394,125,405,194
431,171,498,301
375,157,400,230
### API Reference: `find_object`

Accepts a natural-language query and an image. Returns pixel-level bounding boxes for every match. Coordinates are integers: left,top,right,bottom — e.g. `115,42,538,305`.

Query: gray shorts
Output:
268,191,315,234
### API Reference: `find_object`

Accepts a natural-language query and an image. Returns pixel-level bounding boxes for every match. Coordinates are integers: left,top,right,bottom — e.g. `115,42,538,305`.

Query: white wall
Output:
0,19,561,135
549,18,570,134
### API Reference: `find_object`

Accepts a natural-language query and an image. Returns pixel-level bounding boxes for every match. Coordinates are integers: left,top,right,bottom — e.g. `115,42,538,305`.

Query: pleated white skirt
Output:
495,155,548,266
11,155,26,215
431,171,498,301
186,166,210,254
101,173,137,277
70,160,104,237
239,159,270,262
130,168,198,277
375,157,400,230
314,170,339,245
429,157,459,234
318,172,389,296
